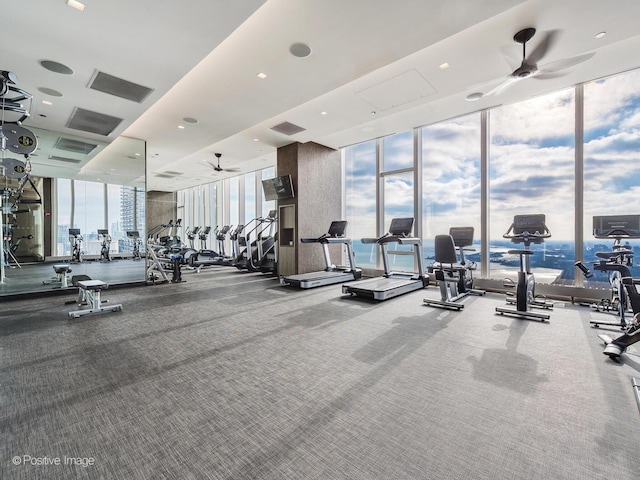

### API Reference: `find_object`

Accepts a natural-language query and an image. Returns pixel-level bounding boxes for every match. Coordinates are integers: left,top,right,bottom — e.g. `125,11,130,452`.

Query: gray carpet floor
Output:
2,268,639,479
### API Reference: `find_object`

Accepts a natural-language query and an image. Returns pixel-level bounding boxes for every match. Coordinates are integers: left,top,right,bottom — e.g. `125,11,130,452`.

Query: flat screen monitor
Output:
262,175,295,201
68,228,81,236
126,231,139,238
97,229,108,235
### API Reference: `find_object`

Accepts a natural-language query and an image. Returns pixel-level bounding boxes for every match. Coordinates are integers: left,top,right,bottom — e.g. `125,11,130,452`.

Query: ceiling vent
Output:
162,171,183,176
48,155,82,164
88,71,154,103
270,121,306,136
54,137,98,154
67,107,123,136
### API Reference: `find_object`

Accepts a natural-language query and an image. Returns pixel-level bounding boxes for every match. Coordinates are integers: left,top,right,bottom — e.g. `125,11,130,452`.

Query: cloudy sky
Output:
345,67,640,244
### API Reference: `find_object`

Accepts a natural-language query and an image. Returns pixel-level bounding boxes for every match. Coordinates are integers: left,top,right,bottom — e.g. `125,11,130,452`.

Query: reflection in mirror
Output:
1,128,146,297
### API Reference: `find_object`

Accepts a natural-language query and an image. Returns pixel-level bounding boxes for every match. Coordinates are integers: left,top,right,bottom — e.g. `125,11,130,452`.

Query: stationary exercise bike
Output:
69,228,83,263
496,214,553,321
424,227,485,310
98,229,112,262
575,215,639,329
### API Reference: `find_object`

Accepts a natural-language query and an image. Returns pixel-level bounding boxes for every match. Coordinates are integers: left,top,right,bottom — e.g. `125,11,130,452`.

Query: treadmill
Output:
280,220,362,289
342,217,428,301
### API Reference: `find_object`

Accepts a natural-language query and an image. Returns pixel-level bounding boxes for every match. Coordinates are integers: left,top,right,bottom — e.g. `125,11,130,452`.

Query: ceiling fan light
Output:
466,92,483,101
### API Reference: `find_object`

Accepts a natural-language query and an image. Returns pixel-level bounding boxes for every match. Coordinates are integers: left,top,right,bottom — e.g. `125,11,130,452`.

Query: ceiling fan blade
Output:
224,168,240,172
532,71,568,80
498,44,522,71
483,75,521,97
540,51,596,74
526,29,560,65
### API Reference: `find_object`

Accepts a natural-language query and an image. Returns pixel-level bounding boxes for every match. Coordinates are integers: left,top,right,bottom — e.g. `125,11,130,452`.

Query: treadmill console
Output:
328,220,347,237
388,217,414,237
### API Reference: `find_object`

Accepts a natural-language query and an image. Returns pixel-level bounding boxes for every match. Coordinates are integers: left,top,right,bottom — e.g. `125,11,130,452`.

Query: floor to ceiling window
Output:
422,113,482,265
344,140,377,269
583,68,640,285
489,88,576,284
381,131,415,272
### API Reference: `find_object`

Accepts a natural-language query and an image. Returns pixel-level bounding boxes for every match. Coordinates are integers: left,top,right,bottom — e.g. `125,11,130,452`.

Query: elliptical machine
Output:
424,227,485,310
69,228,83,263
98,229,112,262
495,214,552,321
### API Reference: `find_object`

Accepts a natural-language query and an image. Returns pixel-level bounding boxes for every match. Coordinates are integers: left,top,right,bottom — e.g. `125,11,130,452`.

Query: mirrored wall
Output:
1,130,146,297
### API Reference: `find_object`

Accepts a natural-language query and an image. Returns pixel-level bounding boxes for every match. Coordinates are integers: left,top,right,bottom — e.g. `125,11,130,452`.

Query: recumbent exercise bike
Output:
424,227,485,310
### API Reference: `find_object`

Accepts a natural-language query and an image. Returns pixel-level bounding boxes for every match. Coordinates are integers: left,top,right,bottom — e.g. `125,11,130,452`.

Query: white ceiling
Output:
3,0,640,192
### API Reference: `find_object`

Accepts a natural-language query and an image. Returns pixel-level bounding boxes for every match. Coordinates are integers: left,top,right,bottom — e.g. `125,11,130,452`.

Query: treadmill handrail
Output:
397,237,421,246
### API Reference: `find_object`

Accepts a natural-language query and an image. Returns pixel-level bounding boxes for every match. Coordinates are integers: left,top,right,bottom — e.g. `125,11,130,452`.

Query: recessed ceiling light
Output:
466,92,484,101
439,62,450,70
253,138,259,142
177,125,185,129
257,72,267,79
595,31,606,39
41,100,53,106
320,111,327,115
289,42,312,58
66,0,85,12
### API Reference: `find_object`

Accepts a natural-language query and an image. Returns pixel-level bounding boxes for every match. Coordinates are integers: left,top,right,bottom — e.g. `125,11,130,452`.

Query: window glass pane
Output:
73,180,106,256
489,88,575,285
345,141,377,268
384,171,414,272
56,178,72,256
382,130,413,171
208,182,218,231
422,113,481,266
107,184,122,254
229,177,239,226
245,172,256,225
583,68,640,285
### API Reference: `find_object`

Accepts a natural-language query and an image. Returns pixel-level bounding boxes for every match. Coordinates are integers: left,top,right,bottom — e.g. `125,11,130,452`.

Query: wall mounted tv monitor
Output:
262,175,295,201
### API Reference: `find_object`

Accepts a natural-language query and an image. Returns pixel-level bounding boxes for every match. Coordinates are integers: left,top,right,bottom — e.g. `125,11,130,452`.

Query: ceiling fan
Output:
479,27,595,98
201,153,240,174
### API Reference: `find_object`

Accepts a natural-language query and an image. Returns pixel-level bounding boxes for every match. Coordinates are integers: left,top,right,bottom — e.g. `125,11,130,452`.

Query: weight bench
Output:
68,279,123,319
43,264,72,288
